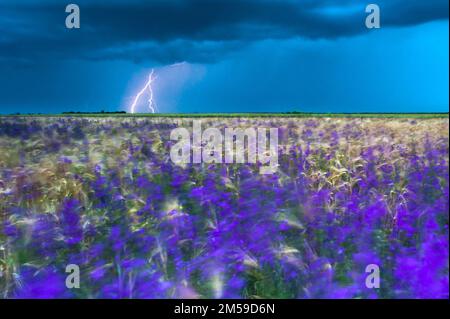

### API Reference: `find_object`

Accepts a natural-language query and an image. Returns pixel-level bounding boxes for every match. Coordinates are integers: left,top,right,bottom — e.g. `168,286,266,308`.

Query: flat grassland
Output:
0,116,448,299
3,112,449,119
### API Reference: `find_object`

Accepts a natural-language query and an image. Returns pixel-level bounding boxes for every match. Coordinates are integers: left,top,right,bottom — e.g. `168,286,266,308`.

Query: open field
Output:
2,113,449,119
0,116,448,298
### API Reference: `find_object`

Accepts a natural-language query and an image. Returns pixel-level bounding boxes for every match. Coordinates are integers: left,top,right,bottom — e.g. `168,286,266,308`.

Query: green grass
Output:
1,112,448,119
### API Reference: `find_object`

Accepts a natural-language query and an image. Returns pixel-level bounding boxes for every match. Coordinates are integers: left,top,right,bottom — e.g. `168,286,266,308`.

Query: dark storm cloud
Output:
0,0,448,64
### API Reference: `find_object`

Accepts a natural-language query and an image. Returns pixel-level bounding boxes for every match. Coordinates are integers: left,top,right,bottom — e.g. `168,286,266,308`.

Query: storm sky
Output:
0,0,448,113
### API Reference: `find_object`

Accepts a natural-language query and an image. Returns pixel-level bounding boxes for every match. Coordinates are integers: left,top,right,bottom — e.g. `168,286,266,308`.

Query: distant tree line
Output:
62,111,127,114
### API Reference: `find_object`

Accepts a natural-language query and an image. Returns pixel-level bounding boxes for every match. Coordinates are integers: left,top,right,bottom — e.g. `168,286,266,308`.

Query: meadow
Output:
0,116,448,299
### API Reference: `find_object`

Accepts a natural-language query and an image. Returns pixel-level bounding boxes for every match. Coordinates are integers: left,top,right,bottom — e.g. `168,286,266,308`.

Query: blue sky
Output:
0,0,448,114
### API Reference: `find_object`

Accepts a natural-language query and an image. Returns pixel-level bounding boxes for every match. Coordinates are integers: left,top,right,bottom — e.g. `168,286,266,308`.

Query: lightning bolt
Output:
130,69,157,114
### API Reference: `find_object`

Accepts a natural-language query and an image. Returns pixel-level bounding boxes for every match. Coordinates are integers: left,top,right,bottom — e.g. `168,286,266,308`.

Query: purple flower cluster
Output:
0,117,448,299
